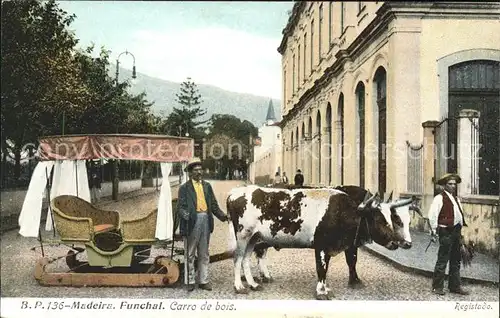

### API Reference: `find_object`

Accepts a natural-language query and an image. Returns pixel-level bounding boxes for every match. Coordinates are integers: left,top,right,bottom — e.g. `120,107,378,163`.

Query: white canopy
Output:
18,160,175,241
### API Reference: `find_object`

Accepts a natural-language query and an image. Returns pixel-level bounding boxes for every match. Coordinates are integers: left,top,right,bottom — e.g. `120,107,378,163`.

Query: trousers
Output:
432,223,462,290
90,187,100,203
184,212,210,285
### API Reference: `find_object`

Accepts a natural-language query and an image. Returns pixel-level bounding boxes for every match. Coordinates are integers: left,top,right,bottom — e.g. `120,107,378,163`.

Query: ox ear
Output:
409,196,424,217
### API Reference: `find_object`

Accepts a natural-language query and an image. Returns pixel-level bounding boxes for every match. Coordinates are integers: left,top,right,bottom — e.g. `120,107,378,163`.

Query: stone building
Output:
278,2,499,256
249,100,283,185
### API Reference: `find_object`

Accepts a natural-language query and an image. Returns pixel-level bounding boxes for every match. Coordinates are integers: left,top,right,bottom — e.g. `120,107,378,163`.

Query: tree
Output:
1,0,90,178
164,78,208,139
210,114,258,142
204,114,258,179
203,133,244,179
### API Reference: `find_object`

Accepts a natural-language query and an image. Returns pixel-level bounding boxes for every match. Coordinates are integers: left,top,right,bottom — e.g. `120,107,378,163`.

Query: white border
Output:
1,298,498,318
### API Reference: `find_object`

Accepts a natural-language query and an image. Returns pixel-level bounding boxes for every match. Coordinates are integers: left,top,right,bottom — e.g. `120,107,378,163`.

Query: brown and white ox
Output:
226,185,417,299
249,185,423,289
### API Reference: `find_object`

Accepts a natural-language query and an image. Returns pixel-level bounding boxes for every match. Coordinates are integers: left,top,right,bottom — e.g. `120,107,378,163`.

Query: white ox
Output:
226,185,417,299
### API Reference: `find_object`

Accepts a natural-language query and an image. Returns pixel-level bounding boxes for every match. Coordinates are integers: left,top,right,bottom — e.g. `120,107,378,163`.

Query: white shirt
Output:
427,190,464,232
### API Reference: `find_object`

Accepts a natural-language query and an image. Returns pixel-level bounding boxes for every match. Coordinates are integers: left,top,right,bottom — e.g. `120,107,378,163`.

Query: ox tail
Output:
208,221,237,263
227,220,237,253
226,195,238,253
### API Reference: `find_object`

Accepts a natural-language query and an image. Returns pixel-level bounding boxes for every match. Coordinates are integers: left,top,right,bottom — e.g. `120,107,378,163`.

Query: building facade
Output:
250,101,283,185
278,2,499,256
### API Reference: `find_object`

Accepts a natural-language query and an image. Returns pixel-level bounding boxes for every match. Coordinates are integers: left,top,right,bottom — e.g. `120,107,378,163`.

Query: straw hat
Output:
184,157,202,172
437,173,462,186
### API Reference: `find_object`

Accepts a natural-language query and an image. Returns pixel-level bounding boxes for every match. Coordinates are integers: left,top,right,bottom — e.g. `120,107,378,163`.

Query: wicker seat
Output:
120,208,158,244
51,195,120,243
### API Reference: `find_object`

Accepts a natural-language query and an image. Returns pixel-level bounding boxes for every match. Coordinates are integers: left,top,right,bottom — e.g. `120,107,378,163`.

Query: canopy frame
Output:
20,134,193,259
37,133,194,162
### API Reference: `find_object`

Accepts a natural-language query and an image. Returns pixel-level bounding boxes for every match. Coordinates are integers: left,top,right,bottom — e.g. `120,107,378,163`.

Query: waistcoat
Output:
438,192,466,227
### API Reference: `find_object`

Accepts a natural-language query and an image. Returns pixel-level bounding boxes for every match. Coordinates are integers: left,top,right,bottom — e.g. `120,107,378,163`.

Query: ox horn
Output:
358,191,376,211
390,197,413,209
385,190,393,203
362,191,371,203
365,192,378,206
412,204,424,217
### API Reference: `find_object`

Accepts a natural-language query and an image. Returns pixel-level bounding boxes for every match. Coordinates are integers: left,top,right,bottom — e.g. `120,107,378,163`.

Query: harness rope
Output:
353,218,362,246
353,216,372,247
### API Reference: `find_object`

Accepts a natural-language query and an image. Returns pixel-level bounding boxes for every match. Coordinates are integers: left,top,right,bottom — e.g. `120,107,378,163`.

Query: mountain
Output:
116,67,282,127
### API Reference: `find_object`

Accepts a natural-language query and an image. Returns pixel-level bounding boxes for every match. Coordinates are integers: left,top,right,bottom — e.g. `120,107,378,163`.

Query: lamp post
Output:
178,122,189,137
179,122,190,184
112,50,137,201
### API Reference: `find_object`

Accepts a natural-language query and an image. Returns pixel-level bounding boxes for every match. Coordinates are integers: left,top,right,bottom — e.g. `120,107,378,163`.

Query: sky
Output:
57,1,294,100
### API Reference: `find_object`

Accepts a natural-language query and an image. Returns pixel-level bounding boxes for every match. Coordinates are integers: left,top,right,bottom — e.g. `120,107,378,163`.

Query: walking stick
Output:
45,167,55,237
423,217,436,253
185,220,191,290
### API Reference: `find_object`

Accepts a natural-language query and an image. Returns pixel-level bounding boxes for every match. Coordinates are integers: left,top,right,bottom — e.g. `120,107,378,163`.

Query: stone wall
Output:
405,193,500,259
460,197,500,259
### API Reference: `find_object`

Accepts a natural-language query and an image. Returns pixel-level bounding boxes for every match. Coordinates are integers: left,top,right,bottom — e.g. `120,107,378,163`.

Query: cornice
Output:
279,1,500,127
280,3,393,128
277,2,307,55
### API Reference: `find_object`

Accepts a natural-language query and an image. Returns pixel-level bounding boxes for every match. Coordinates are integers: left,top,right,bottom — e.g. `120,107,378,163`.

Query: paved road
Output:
1,181,498,301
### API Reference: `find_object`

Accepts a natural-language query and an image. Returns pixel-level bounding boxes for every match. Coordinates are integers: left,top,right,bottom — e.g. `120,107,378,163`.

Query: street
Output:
1,181,498,301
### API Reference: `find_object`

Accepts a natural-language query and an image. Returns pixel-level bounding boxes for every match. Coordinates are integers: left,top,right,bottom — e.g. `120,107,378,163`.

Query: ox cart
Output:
18,134,232,288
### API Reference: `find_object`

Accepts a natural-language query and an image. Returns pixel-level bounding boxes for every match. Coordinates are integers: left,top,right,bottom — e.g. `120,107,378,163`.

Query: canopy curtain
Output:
155,162,173,240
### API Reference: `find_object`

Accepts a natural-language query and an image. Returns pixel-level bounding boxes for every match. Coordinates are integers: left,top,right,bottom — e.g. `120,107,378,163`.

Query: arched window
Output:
373,67,387,196
337,93,344,184
355,82,366,188
301,123,306,174
326,103,332,185
308,117,313,184
448,60,499,195
316,110,322,184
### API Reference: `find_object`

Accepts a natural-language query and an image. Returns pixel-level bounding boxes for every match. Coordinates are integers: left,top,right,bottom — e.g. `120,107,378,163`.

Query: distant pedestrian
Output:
282,172,289,184
428,173,470,296
89,161,101,204
294,169,304,187
273,172,282,185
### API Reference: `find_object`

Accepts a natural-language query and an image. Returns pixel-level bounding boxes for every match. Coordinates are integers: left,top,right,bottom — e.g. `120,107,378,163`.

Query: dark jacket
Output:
294,173,304,186
88,166,101,189
177,179,226,237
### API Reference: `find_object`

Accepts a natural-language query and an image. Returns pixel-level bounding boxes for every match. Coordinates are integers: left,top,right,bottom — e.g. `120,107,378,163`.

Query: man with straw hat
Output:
177,157,229,292
428,173,470,296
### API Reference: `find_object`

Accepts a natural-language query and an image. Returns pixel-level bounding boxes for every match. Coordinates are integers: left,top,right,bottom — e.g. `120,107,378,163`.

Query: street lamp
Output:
112,50,137,201
115,50,136,83
178,122,189,137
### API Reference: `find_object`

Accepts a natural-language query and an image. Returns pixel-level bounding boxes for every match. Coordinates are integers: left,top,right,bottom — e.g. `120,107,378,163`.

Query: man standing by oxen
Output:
428,173,470,296
177,157,229,292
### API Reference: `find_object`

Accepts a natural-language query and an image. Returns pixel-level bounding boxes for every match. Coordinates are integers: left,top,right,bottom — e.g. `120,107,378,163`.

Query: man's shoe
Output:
449,288,470,295
432,288,446,295
199,283,212,291
187,284,195,292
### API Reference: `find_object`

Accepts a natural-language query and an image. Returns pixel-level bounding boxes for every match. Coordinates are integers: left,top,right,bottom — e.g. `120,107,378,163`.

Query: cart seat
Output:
51,195,120,243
